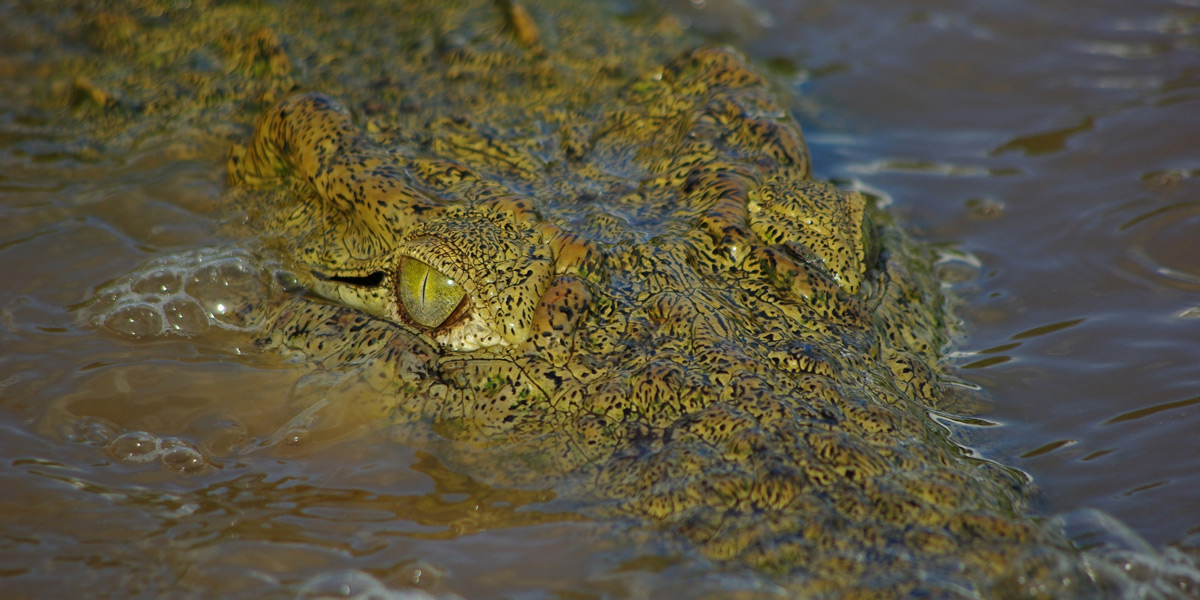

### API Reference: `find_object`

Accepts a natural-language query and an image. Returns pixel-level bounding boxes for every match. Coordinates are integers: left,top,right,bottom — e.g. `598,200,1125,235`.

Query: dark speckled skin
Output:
58,0,1111,596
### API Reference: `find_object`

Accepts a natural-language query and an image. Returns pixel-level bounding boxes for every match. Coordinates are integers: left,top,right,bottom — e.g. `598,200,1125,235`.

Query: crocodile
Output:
29,0,1179,597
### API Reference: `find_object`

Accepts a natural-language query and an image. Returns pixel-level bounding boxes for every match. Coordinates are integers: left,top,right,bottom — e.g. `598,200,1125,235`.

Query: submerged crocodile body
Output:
32,0,1162,596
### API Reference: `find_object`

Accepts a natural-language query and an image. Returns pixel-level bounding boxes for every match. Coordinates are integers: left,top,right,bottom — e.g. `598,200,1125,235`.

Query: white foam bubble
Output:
103,302,166,339
162,297,211,335
130,268,183,296
158,439,208,473
107,431,162,464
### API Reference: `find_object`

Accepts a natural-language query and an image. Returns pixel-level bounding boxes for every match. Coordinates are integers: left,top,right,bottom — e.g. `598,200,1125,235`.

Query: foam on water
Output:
984,508,1200,599
106,430,209,473
67,417,214,473
84,247,274,339
1058,509,1200,599
296,570,456,600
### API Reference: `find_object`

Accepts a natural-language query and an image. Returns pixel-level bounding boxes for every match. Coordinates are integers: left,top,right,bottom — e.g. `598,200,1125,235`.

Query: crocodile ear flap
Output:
747,179,873,296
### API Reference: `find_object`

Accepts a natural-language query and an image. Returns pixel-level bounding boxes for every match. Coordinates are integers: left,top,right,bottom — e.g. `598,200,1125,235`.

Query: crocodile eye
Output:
397,257,466,329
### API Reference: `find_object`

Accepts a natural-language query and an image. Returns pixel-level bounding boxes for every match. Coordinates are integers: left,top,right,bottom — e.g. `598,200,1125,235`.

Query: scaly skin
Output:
222,6,1065,598
36,0,1111,596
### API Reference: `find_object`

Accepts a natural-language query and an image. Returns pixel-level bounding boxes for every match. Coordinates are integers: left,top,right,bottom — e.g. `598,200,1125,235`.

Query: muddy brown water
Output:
2,0,1199,598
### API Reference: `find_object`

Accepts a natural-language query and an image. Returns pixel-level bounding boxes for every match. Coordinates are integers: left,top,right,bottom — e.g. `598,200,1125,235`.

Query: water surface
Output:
3,0,1199,597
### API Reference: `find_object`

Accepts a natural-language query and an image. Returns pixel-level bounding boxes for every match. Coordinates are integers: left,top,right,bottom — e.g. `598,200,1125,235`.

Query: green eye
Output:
398,258,466,329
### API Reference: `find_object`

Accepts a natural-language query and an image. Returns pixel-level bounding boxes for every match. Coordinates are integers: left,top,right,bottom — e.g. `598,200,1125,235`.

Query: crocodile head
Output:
222,33,1048,595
